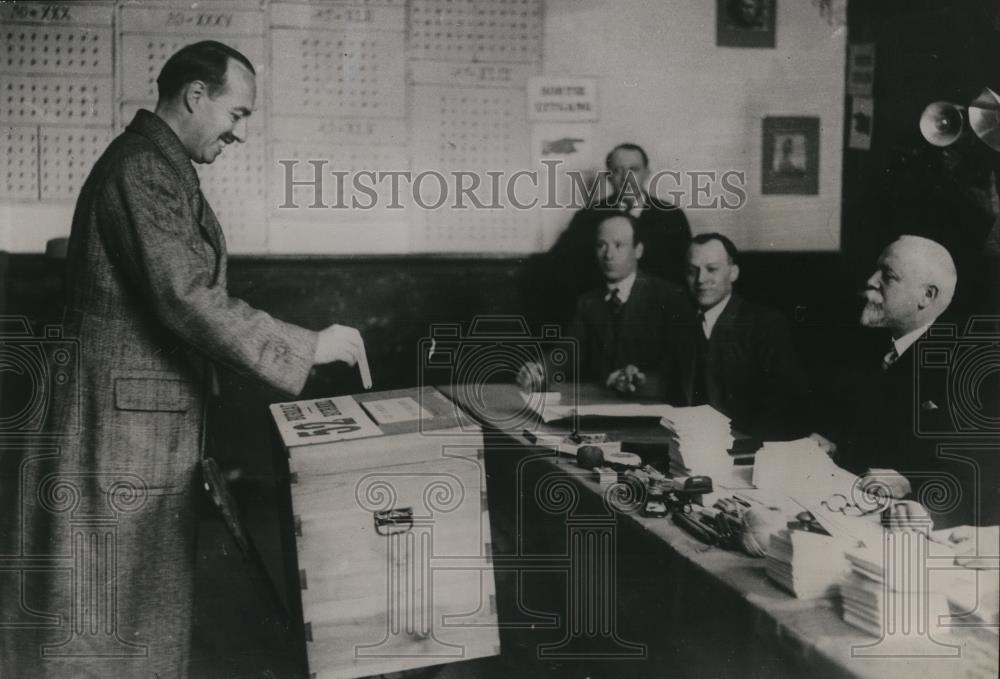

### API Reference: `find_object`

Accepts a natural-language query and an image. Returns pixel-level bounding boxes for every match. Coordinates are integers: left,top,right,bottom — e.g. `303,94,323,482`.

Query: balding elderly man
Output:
818,235,997,527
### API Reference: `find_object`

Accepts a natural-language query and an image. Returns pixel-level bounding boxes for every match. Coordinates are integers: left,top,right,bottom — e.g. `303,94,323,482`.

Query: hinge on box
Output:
294,515,302,537
299,569,308,590
304,621,313,642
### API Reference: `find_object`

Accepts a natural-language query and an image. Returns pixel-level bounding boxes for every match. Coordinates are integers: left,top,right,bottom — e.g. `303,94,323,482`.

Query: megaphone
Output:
919,101,965,146
919,88,1000,151
968,88,1000,151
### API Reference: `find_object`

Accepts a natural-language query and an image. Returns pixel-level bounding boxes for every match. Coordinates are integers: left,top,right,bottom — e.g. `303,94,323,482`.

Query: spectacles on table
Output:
820,492,886,517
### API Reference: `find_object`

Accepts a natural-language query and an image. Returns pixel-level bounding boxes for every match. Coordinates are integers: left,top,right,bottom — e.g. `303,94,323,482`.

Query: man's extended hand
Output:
948,525,1000,569
606,364,646,394
314,323,364,366
517,361,546,392
808,432,838,460
882,500,932,533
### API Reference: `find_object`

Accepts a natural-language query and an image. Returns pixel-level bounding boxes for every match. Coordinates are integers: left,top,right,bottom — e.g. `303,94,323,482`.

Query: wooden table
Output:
437,382,998,679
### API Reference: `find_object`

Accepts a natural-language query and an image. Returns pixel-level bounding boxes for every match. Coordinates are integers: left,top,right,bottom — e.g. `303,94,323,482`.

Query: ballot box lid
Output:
270,386,466,450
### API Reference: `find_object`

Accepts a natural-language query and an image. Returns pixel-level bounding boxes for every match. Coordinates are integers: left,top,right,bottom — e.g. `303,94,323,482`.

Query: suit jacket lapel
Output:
701,294,741,403
195,190,226,267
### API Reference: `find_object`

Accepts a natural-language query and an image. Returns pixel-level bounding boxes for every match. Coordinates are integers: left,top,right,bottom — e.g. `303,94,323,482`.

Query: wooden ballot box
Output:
270,387,500,679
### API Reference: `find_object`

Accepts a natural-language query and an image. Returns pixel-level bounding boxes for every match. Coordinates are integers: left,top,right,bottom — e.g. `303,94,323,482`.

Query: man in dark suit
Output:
0,42,365,678
819,235,998,528
519,213,688,396
533,143,692,328
662,233,810,440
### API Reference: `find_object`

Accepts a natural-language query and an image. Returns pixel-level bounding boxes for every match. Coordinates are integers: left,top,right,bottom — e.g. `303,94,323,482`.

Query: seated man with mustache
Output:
816,235,998,527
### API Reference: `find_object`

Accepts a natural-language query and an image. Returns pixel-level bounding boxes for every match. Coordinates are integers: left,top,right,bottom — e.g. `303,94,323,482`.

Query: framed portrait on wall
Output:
717,0,777,48
762,117,820,194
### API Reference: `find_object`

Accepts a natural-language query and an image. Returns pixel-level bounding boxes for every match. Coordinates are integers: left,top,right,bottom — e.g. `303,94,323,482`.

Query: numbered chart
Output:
0,2,114,205
1,0,548,253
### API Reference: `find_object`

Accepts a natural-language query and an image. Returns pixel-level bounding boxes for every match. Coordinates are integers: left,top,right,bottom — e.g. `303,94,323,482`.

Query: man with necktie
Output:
817,235,997,527
518,213,688,395
529,143,692,329
662,233,810,440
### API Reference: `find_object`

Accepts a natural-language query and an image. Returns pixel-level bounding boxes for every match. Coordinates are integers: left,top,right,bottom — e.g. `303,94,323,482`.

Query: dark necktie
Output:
607,287,623,316
690,312,710,406
882,341,899,371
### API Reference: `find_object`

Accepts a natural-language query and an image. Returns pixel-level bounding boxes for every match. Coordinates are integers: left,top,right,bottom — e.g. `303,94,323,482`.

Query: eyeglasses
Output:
821,492,886,517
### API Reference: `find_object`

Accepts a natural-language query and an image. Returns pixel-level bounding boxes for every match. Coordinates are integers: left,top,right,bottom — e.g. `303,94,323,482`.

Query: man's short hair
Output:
595,212,643,246
156,41,255,102
605,143,649,170
690,232,740,264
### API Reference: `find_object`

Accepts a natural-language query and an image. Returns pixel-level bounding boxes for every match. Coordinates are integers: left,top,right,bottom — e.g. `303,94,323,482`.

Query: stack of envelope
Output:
658,405,734,479
765,528,850,599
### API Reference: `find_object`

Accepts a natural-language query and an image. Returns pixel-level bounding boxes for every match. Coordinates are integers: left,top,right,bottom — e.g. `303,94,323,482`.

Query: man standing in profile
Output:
1,41,364,677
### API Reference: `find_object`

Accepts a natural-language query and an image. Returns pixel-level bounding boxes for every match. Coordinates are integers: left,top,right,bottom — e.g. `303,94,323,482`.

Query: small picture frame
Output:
717,0,776,48
762,116,819,195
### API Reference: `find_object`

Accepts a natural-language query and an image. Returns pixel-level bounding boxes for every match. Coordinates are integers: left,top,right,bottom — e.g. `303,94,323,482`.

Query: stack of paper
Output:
840,542,952,639
657,405,733,479
947,567,1000,674
765,528,850,599
752,438,857,496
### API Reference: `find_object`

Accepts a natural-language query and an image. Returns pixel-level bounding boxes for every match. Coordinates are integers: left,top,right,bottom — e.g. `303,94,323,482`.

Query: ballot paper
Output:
765,528,852,599
357,340,373,390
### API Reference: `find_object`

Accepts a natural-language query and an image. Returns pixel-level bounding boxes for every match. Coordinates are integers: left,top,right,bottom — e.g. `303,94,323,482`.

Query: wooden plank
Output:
289,427,483,477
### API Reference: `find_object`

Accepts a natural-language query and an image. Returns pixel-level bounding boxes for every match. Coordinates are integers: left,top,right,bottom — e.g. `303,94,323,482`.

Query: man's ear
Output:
729,263,740,284
182,80,208,113
919,283,940,309
635,242,644,261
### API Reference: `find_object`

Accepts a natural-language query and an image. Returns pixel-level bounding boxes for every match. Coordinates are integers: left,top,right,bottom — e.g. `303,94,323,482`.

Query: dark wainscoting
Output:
3,250,994,478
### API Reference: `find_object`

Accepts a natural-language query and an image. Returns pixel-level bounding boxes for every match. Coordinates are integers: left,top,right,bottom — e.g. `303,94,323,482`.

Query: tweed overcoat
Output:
1,110,316,678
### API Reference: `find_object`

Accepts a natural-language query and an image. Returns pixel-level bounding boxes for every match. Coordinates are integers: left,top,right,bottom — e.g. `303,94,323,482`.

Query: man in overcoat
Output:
1,41,363,677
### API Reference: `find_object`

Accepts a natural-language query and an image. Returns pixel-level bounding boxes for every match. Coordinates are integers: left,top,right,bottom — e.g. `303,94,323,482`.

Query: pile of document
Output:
765,528,850,599
842,538,999,672
752,438,853,495
840,541,951,639
658,405,734,480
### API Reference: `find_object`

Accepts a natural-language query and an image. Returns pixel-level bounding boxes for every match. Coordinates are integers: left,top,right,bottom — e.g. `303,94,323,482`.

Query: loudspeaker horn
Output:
969,87,1000,151
919,101,965,147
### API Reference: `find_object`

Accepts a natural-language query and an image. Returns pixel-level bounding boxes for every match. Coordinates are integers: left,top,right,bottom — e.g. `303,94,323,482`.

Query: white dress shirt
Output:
605,271,638,304
893,322,933,359
699,294,732,339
